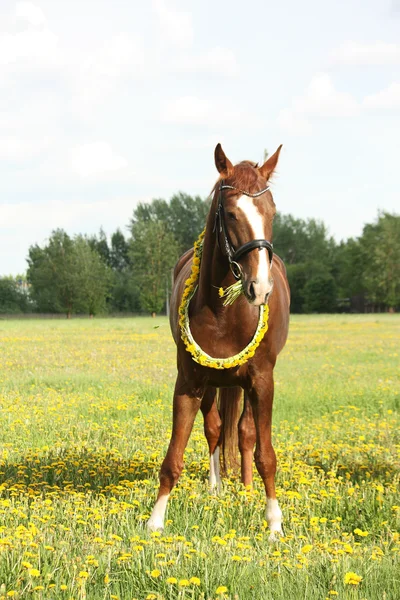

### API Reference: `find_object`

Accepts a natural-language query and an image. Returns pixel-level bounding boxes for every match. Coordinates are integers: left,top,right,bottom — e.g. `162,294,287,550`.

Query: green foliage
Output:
72,237,112,315
360,212,400,309
0,277,30,314
129,220,179,314
17,193,400,316
273,214,335,267
131,192,210,254
27,230,111,316
303,272,337,313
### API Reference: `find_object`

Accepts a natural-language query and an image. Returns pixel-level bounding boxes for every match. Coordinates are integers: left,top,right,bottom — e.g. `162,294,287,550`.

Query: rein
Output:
214,180,274,279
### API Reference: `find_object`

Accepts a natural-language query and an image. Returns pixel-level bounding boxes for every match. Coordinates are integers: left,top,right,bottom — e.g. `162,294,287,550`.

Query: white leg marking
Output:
266,498,283,541
209,447,221,491
148,494,169,532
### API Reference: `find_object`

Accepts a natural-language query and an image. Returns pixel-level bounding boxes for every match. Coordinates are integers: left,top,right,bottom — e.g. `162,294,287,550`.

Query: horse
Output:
148,144,290,539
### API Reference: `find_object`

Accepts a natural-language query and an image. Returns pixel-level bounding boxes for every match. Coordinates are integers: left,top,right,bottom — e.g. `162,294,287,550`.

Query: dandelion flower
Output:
150,569,161,578
216,586,228,594
344,572,362,585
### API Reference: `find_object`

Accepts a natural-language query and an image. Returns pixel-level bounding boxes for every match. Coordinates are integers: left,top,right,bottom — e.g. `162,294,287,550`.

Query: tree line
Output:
1,192,399,316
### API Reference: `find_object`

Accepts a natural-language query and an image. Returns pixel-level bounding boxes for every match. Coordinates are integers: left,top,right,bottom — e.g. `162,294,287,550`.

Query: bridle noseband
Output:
213,180,274,280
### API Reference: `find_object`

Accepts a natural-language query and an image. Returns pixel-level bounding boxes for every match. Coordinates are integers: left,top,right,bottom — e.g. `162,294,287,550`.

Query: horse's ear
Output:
258,145,283,180
214,143,233,176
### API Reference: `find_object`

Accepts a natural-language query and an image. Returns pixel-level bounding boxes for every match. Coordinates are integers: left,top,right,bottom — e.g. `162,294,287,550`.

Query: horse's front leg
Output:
148,374,203,532
201,387,221,491
248,367,283,541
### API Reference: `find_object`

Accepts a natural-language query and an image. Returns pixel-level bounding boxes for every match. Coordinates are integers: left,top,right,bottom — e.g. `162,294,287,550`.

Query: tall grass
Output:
0,315,399,599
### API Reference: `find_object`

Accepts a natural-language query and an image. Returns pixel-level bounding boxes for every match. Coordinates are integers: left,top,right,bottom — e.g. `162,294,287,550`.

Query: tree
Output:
72,237,112,316
27,230,111,317
110,229,130,272
27,230,77,315
303,273,337,313
335,238,365,298
129,220,179,314
130,193,210,255
273,213,335,267
87,228,111,267
0,277,30,313
360,212,400,310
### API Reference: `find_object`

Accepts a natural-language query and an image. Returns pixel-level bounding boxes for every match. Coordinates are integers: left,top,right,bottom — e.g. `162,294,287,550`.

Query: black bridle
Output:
213,180,274,280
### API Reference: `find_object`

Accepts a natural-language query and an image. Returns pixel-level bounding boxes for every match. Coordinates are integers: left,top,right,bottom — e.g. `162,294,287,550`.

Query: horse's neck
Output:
193,229,254,322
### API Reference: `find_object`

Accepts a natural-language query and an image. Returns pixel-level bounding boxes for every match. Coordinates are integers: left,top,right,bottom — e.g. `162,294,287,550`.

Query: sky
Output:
0,0,399,275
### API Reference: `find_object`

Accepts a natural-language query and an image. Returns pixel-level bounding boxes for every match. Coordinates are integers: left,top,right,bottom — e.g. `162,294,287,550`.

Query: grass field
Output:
0,315,399,600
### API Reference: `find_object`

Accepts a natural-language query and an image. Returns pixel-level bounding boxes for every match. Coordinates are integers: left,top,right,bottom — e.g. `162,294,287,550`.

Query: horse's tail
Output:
218,387,243,474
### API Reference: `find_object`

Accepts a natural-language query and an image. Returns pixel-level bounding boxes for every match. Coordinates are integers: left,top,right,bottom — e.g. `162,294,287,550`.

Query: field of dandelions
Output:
0,315,399,600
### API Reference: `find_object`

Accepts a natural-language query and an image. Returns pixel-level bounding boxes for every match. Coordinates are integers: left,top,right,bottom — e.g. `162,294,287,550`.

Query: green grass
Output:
0,315,399,600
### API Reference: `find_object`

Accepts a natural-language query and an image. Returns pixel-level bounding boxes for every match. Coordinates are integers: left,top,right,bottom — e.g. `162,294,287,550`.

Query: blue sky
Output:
0,0,399,275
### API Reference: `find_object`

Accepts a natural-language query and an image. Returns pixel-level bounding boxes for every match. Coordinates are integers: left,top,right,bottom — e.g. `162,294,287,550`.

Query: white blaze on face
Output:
237,196,272,300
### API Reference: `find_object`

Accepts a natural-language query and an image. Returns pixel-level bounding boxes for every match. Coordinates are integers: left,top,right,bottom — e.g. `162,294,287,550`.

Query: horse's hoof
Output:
268,530,283,542
147,518,164,533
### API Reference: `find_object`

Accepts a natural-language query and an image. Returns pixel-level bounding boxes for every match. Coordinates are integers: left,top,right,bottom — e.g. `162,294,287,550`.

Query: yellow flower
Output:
179,579,190,587
301,544,313,554
354,528,369,537
190,577,201,585
60,585,68,591
166,577,177,584
344,572,362,585
104,574,110,584
216,586,228,595
150,569,161,578
78,571,89,579
219,287,224,297
28,568,40,577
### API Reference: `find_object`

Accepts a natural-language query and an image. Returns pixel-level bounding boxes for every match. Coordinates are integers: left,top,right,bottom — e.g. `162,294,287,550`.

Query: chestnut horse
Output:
148,144,290,539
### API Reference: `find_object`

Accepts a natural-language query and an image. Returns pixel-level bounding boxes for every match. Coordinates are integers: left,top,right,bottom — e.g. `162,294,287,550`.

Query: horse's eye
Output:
227,211,237,221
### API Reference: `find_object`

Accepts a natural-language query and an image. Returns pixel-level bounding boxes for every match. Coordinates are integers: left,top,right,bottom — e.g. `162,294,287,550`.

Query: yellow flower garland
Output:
178,228,270,369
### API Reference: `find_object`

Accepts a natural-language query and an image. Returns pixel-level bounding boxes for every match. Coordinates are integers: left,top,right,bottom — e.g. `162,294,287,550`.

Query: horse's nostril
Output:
249,282,256,301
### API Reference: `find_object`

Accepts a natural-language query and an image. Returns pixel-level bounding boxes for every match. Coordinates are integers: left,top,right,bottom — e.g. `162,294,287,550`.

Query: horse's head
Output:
213,144,282,306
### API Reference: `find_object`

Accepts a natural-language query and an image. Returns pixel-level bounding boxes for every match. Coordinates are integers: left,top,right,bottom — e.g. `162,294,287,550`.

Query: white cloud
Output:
69,142,128,178
15,1,46,27
0,29,60,68
82,33,145,78
277,73,359,134
331,41,400,66
363,82,400,109
152,0,193,48
162,95,263,127
0,137,50,161
276,109,312,135
173,47,238,77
